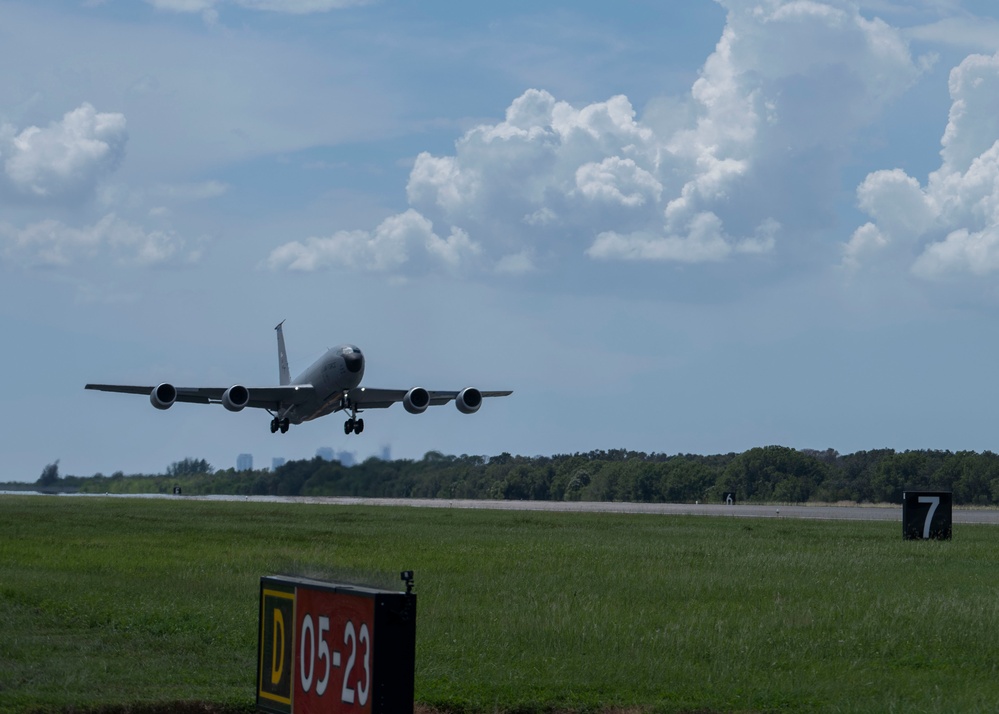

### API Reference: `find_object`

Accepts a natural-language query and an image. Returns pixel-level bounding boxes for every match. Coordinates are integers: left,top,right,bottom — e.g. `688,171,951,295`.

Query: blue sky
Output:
4,0,999,481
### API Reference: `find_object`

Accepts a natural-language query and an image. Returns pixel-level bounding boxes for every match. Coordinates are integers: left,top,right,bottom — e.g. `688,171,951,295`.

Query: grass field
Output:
1,495,998,713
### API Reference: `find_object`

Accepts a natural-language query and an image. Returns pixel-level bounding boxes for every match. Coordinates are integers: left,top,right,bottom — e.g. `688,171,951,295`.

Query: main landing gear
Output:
270,417,290,434
340,394,363,435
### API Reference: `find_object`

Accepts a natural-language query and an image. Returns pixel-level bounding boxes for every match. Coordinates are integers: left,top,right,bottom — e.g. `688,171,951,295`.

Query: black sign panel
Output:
902,490,952,540
257,575,417,714
723,492,736,505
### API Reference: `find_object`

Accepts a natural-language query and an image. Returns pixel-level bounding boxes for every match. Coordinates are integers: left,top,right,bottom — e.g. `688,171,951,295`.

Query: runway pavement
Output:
7,491,998,525
237,497,999,524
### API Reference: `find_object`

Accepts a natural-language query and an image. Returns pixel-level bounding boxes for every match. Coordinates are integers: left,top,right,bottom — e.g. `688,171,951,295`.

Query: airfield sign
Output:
257,575,417,714
902,490,952,540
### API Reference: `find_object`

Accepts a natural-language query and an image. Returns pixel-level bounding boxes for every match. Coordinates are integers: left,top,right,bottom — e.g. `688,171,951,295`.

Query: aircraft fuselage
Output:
287,344,365,424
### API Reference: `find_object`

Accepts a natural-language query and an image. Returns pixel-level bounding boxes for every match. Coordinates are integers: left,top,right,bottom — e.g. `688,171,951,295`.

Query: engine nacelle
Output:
455,387,482,414
222,384,250,412
150,383,177,410
403,387,430,414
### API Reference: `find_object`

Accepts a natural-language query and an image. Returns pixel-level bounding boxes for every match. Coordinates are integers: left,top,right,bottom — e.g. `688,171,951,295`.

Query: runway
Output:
8,491,998,525
237,497,999,524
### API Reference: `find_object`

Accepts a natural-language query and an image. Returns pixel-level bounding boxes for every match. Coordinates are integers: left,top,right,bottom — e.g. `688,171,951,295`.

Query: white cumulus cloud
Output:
913,227,999,277
266,0,920,276
575,157,662,208
266,209,481,273
588,213,780,263
0,213,197,268
0,103,127,202
587,214,735,264
847,51,999,279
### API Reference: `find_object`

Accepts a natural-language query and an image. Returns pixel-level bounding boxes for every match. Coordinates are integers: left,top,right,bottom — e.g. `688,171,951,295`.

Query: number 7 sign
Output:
902,491,952,540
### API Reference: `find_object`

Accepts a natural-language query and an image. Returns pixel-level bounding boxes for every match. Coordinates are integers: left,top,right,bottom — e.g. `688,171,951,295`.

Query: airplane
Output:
86,321,512,435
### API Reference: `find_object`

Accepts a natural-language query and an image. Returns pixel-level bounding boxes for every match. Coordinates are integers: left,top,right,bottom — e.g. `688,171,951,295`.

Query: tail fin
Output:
275,320,291,385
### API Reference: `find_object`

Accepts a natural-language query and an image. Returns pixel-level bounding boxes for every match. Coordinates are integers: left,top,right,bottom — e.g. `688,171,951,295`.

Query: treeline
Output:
46,446,999,505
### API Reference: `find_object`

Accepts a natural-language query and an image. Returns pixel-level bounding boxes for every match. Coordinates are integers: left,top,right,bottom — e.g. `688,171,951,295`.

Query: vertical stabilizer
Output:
275,320,291,385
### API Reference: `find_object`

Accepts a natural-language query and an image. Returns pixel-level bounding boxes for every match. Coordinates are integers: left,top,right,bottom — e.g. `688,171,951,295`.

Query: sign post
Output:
257,574,417,714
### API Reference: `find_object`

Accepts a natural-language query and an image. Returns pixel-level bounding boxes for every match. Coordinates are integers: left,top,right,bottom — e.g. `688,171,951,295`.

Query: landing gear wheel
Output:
280,418,290,434
270,418,279,434
353,418,364,435
344,418,355,435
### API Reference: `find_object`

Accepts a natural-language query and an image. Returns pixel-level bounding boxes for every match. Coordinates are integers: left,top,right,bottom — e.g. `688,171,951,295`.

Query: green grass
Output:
1,496,998,713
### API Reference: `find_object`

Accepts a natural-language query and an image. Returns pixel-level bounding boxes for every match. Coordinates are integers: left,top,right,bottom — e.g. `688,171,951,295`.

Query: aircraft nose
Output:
344,351,363,373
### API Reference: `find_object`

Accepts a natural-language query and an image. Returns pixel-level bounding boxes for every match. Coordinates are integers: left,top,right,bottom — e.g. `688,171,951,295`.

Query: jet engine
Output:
150,383,177,410
222,385,250,412
403,387,430,414
455,387,482,414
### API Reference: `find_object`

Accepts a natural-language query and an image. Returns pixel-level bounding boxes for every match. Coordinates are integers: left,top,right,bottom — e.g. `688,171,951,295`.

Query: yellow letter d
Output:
270,609,285,685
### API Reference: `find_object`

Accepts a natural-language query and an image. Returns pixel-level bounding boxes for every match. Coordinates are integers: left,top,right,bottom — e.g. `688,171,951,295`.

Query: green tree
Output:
36,461,60,487
869,451,927,503
719,446,827,503
659,459,713,503
166,458,214,476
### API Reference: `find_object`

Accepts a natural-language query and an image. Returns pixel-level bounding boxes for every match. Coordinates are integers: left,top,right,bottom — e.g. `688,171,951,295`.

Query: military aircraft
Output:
86,321,512,435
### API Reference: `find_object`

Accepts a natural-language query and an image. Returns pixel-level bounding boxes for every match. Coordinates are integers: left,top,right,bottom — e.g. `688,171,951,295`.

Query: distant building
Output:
316,447,335,462
272,457,286,471
336,450,356,467
379,445,392,462
316,446,355,465
236,453,253,472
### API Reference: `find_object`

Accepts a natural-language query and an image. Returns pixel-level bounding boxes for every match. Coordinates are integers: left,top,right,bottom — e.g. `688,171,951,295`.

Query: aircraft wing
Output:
348,387,513,409
84,384,317,410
